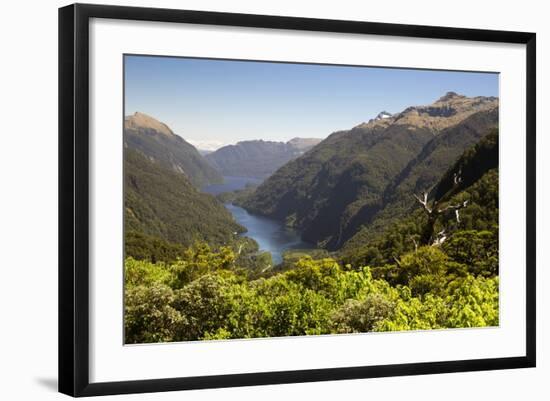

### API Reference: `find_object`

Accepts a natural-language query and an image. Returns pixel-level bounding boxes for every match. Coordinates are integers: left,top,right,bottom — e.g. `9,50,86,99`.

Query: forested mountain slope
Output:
341,130,499,268
342,108,499,247
124,149,244,251
242,92,498,250
124,112,222,187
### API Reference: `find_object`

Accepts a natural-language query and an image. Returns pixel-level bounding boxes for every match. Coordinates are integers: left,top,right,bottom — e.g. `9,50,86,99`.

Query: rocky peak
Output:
437,91,465,103
356,111,395,129
375,111,393,121
391,92,499,131
125,112,175,137
353,92,498,133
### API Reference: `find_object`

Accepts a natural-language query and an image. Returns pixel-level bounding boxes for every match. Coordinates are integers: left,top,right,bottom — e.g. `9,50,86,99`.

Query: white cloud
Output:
186,139,229,151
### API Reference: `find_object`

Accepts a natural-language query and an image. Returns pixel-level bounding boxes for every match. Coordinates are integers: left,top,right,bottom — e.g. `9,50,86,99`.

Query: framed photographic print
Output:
58,3,536,397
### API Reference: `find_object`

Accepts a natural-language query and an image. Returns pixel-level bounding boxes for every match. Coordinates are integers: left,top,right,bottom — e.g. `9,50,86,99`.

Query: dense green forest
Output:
124,149,245,250
123,94,500,344
341,130,499,267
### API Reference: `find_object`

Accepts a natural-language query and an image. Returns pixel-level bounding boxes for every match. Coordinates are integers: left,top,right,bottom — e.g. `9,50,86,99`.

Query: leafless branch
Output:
392,256,402,267
410,236,418,252
431,229,447,246
437,200,469,214
413,191,432,213
453,168,463,185
414,167,469,245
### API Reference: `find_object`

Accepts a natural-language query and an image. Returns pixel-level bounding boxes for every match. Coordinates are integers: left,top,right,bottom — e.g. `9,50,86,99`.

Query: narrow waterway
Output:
202,176,315,264
224,203,314,264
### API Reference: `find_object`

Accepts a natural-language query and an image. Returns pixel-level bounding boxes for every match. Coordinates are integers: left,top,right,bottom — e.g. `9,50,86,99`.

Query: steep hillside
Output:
341,108,499,245
242,93,498,250
205,138,322,179
124,149,244,249
341,131,499,268
384,107,499,202
124,112,222,187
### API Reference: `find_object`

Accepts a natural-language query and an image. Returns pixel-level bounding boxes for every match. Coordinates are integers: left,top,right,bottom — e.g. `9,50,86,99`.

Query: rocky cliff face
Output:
357,92,498,132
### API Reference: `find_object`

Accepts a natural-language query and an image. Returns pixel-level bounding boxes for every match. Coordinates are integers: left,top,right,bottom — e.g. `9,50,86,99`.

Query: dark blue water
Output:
202,176,314,264
225,203,314,264
202,176,263,195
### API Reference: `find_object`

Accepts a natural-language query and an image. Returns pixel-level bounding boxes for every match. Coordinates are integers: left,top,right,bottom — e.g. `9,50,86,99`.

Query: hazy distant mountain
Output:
205,138,322,179
186,139,228,153
124,112,222,187
241,92,499,250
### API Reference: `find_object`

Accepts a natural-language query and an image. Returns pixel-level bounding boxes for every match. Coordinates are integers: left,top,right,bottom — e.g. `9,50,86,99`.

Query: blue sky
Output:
124,55,498,150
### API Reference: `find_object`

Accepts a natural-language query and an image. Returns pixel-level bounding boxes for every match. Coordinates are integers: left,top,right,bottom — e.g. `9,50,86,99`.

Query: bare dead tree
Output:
414,190,439,245
454,169,463,185
237,243,244,255
431,229,447,247
410,236,419,252
413,169,468,246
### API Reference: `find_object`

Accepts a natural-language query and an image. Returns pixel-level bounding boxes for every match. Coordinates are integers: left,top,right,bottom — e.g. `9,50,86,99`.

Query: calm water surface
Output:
225,203,314,264
202,176,263,195
202,176,315,264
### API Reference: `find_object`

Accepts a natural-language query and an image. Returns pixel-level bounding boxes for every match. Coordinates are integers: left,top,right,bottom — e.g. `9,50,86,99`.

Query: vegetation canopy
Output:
125,243,499,343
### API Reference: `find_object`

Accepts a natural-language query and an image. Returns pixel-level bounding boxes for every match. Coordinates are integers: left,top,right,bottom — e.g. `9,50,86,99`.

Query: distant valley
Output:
123,92,499,262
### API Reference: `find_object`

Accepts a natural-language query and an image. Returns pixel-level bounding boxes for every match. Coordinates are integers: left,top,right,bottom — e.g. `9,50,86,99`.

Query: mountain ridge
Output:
124,149,244,249
241,93,499,250
205,137,322,179
356,92,498,132
124,112,222,187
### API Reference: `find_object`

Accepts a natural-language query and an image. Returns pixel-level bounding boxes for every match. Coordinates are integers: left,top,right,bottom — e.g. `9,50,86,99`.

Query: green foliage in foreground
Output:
125,243,499,344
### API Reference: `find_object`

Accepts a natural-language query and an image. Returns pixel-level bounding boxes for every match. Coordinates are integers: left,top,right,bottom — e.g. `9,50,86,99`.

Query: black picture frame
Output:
59,3,536,397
